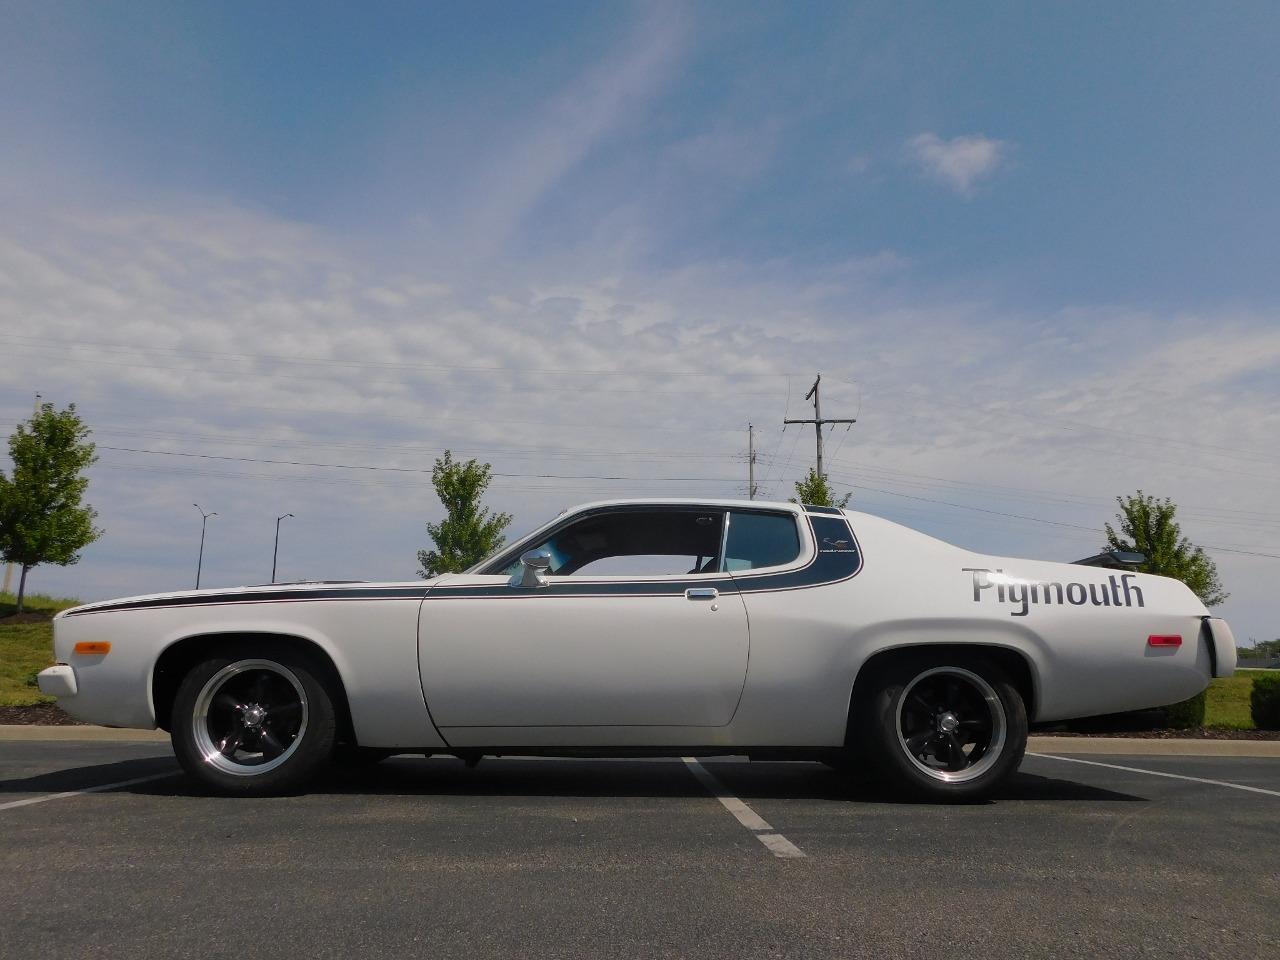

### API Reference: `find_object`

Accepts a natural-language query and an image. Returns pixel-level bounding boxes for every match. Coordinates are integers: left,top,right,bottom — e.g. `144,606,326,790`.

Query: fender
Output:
846,617,1049,717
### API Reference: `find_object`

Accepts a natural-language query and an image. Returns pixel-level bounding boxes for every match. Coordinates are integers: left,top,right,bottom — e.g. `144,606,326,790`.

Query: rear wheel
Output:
858,653,1027,801
171,643,336,796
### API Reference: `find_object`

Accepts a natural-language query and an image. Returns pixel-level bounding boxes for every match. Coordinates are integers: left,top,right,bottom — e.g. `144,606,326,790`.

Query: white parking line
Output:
682,758,805,859
0,772,176,812
1028,753,1280,798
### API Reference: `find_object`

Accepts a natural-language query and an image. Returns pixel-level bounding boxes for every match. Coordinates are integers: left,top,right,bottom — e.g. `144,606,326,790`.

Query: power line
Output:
0,401,758,438
90,425,746,462
753,378,791,495
756,450,1280,525
768,423,807,499
97,445,746,483
89,445,1279,559
827,475,1280,560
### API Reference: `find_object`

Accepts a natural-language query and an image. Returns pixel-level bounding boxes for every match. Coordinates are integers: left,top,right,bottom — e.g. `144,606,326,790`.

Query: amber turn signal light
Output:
73,641,112,655
1147,635,1182,647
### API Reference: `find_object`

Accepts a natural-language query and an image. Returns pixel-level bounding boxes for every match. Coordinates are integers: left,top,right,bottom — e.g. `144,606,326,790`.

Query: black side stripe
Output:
63,586,431,616
66,517,862,614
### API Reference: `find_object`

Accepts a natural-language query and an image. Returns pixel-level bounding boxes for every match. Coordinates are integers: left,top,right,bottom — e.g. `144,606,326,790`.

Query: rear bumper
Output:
1204,617,1237,678
37,664,78,698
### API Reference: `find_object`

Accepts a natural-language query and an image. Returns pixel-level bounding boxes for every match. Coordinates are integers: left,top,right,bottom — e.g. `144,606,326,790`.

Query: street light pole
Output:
193,504,216,589
272,513,293,584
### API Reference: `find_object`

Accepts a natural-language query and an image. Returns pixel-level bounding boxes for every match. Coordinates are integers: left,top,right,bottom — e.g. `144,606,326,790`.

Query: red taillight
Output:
1148,634,1182,647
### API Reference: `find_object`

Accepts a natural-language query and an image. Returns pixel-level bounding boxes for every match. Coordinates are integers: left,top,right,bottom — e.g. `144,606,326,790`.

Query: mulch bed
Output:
0,612,52,625
0,704,88,725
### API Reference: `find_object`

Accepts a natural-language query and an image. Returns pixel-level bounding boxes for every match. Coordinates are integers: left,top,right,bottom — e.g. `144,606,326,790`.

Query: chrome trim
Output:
716,511,731,573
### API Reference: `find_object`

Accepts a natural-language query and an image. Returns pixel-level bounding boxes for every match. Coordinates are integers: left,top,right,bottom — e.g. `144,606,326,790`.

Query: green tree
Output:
790,468,851,509
417,450,512,577
0,403,102,613
1103,490,1227,606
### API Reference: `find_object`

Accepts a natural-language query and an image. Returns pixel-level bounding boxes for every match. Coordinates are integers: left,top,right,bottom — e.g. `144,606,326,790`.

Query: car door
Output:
416,507,750,732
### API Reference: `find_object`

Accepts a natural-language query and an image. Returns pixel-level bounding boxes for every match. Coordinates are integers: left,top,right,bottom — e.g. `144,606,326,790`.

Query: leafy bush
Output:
1251,673,1280,730
1162,690,1207,729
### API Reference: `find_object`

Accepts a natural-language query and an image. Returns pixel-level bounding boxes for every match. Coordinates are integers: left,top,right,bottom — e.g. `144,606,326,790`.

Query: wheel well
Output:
846,643,1037,744
152,632,355,745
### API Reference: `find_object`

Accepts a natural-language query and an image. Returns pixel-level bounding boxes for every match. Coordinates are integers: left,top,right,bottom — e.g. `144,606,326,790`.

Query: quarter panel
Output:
726,512,1217,745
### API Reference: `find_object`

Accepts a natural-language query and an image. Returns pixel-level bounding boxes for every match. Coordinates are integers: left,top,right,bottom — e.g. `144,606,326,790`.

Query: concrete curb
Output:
1,726,1278,756
1028,736,1280,758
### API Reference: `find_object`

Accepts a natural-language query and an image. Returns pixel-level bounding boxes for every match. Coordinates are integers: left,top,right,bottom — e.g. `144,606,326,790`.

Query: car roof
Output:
561,497,809,513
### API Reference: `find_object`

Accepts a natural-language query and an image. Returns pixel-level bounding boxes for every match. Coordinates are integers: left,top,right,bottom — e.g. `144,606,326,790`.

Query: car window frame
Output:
475,504,728,580
474,504,813,582
720,507,813,578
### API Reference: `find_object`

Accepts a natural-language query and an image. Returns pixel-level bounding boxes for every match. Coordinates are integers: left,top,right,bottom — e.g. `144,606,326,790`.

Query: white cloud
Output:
1,195,1277,644
906,132,1009,195
458,7,689,257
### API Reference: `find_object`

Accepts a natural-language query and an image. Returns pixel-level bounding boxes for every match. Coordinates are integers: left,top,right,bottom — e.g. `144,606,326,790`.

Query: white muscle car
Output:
38,498,1236,800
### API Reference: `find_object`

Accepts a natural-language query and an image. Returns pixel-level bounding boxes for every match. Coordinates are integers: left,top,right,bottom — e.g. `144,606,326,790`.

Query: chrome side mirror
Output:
510,549,552,588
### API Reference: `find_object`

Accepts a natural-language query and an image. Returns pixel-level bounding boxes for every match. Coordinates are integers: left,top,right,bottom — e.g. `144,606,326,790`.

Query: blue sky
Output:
9,2,1278,304
2,2,1278,641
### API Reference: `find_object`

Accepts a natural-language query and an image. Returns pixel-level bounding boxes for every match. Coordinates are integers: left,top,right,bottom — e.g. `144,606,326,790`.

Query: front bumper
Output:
37,664,78,698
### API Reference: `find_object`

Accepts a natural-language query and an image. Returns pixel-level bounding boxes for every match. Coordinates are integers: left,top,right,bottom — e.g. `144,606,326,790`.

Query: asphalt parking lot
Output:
2,741,1278,960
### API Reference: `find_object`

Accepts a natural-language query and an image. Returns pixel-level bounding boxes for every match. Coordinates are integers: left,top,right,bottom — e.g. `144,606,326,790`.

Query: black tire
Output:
171,641,337,796
856,652,1028,802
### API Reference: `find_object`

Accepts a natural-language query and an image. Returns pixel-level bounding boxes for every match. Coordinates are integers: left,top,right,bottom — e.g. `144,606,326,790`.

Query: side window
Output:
495,510,726,577
723,511,801,572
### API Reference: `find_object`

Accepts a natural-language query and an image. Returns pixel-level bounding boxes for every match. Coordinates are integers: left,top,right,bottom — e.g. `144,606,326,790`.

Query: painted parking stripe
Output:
0,771,176,812
682,758,805,859
1029,753,1280,799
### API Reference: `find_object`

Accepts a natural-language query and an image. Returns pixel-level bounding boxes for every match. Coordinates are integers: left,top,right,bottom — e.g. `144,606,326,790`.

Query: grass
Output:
0,591,82,707
1203,674,1258,729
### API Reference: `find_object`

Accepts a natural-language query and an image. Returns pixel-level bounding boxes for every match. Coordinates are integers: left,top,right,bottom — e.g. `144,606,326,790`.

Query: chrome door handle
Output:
685,588,718,600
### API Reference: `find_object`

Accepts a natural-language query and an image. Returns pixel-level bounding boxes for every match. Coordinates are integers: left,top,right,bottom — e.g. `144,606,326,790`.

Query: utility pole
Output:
747,424,758,500
193,504,216,589
783,374,855,479
271,513,293,583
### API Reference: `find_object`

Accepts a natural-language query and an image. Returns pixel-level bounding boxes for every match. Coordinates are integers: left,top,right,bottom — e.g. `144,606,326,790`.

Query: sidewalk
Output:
2,725,1279,756
0,725,169,742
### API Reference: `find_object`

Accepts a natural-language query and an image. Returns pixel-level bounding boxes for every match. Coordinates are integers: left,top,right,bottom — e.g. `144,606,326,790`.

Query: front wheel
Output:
171,644,337,796
858,654,1028,802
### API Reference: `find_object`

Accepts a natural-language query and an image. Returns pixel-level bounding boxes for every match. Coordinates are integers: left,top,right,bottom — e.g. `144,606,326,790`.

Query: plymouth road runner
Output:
39,499,1235,800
